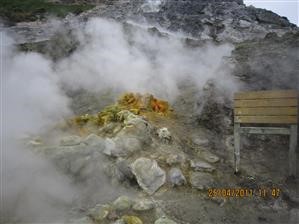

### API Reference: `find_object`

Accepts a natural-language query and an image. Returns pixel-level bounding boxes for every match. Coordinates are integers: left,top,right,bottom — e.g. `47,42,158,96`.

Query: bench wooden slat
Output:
240,127,291,135
234,115,298,124
235,107,298,116
234,90,298,100
234,99,298,108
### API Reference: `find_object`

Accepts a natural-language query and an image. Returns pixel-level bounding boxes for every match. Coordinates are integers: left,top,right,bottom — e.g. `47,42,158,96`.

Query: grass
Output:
0,0,94,23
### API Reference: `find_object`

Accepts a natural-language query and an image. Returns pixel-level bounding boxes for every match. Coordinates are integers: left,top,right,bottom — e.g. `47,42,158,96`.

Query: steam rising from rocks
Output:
1,17,239,222
58,18,239,101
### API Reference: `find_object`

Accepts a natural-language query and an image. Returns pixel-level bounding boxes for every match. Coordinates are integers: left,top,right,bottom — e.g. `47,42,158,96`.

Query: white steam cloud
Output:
57,18,238,102
1,33,74,223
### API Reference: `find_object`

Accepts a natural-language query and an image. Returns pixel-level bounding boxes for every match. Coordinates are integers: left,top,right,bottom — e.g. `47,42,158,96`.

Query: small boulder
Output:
166,154,186,166
60,135,81,146
157,128,172,144
115,159,135,182
88,204,110,222
113,196,133,211
189,172,215,190
168,168,186,187
154,217,177,224
192,137,209,147
131,157,166,194
190,159,215,172
115,136,142,154
83,133,105,149
198,150,220,163
132,198,155,211
122,215,143,224
103,138,121,156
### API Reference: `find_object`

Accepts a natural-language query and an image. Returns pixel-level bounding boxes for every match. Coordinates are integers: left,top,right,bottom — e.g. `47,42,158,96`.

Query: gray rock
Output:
60,135,81,146
8,0,296,46
157,127,172,144
103,138,121,156
154,217,177,224
197,150,220,163
103,136,143,157
131,157,166,194
113,196,133,211
192,137,209,147
141,0,164,13
132,198,155,211
83,133,105,149
115,159,135,182
168,168,186,187
117,110,153,146
190,159,215,172
189,172,215,190
88,204,110,222
239,19,252,28
115,136,142,154
166,154,186,166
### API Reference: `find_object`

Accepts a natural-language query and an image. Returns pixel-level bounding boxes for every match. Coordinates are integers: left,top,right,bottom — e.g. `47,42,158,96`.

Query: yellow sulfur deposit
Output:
65,92,172,136
122,215,143,224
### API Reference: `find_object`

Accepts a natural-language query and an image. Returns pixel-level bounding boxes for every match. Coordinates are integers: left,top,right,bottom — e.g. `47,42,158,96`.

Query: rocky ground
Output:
2,1,299,224
15,91,298,224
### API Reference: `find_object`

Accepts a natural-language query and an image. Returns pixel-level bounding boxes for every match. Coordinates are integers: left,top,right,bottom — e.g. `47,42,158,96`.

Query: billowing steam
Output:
1,17,239,223
58,18,239,101
1,33,75,223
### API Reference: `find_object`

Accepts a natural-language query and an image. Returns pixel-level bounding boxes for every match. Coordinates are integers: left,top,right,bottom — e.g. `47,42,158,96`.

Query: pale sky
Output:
244,0,299,26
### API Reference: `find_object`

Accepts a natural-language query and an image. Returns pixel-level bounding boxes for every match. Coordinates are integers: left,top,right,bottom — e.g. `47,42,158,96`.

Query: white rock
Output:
131,157,166,194
157,127,172,143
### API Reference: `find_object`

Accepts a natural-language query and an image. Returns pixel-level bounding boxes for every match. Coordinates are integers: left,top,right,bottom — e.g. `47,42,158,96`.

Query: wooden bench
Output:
234,90,298,177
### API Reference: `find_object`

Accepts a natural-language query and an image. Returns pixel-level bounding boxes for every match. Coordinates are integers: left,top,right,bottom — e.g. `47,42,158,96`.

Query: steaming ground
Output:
3,16,298,224
1,18,240,223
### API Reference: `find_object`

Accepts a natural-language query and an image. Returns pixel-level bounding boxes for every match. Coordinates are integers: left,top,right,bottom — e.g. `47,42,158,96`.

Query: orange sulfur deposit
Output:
118,92,170,114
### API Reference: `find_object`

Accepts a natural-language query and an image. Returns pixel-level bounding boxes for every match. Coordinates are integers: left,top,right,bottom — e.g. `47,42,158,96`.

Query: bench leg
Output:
289,125,297,177
234,123,241,173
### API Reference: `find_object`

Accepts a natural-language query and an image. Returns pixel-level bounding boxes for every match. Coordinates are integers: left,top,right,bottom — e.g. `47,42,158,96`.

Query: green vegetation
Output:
0,0,94,23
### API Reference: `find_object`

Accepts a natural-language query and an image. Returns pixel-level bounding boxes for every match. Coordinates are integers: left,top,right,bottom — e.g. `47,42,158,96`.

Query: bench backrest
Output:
234,90,298,124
